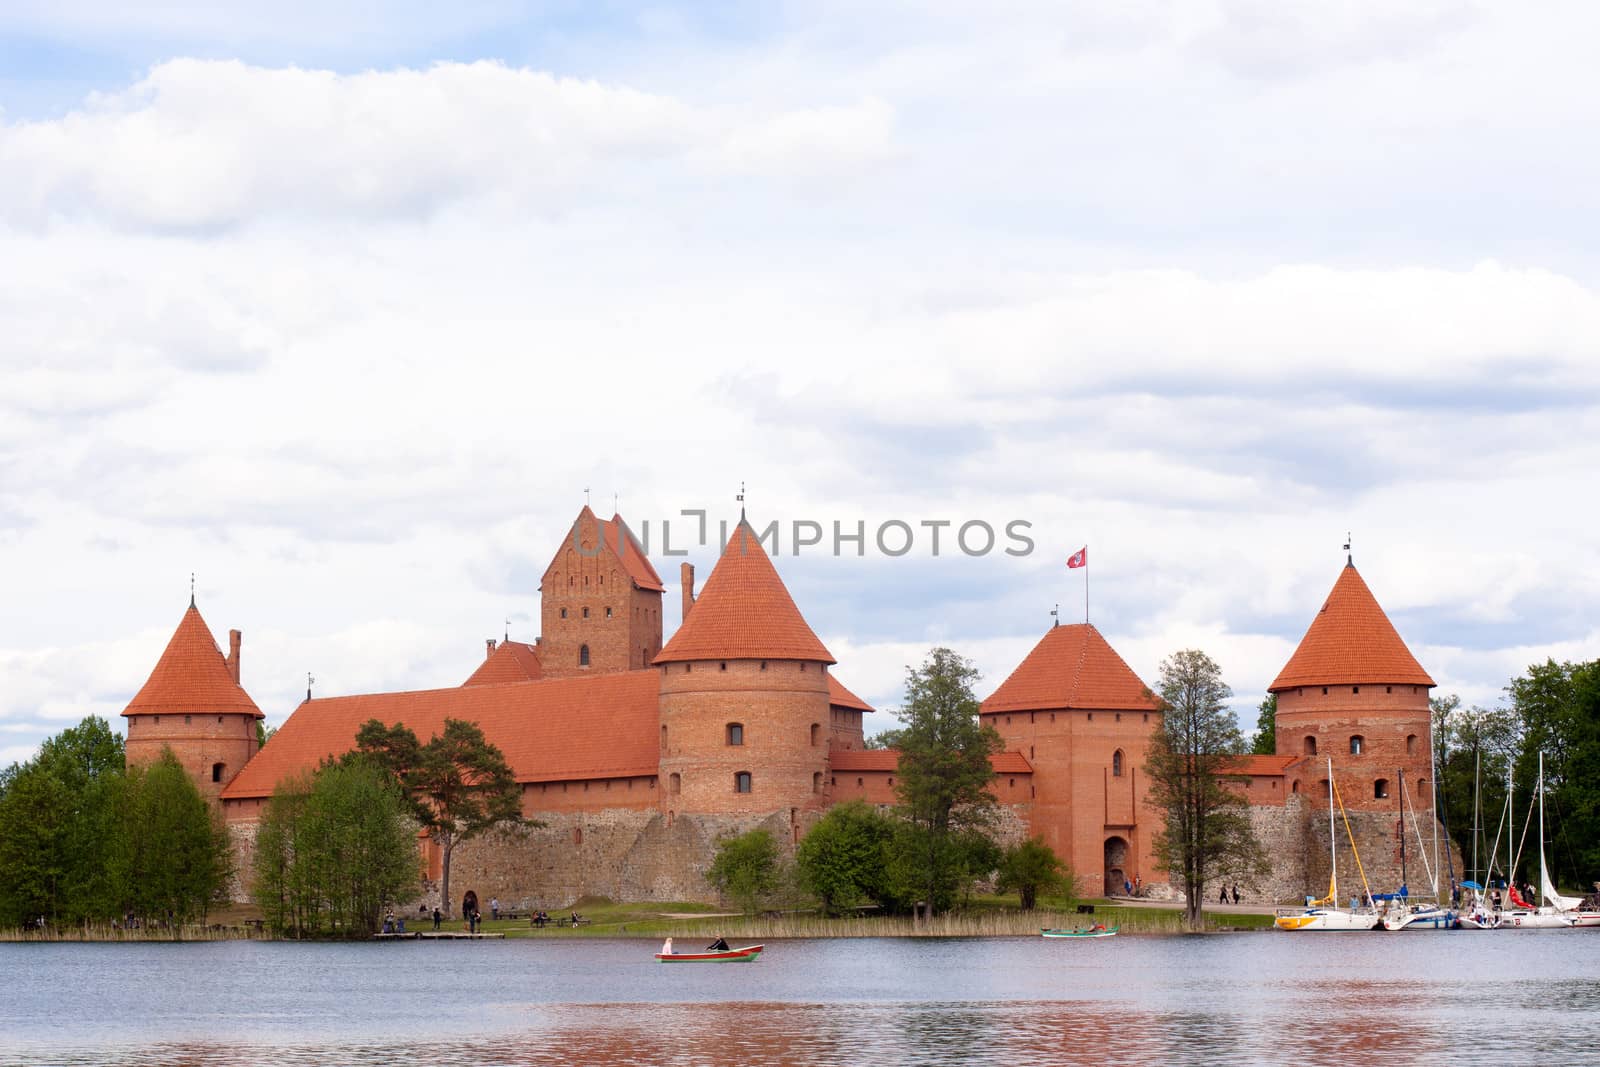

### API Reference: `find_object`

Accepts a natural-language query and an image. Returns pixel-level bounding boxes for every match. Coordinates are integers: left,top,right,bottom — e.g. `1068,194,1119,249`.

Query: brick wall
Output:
539,513,663,678
1275,684,1433,814
126,711,260,807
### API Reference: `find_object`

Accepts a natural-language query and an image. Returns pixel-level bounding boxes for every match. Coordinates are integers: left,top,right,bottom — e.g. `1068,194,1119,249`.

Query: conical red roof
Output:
981,623,1159,713
655,520,834,664
123,603,263,719
1269,563,1434,691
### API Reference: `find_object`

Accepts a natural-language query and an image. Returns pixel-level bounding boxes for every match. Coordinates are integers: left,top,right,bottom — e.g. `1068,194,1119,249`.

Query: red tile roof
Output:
463,641,544,686
829,748,1033,774
123,603,263,719
540,506,665,593
1269,564,1435,691
605,512,665,592
221,670,660,800
827,675,874,712
980,623,1160,714
1222,754,1296,777
655,519,834,664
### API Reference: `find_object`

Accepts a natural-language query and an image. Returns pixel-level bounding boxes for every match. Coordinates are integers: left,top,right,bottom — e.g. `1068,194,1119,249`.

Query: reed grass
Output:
0,921,263,943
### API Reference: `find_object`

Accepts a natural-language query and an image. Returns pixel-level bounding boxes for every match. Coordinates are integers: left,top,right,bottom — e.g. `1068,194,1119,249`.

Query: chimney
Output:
486,638,498,660
681,562,696,624
226,630,242,683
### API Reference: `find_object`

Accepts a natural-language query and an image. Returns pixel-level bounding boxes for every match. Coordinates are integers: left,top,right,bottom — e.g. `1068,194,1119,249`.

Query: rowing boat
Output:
1041,925,1117,938
655,944,764,962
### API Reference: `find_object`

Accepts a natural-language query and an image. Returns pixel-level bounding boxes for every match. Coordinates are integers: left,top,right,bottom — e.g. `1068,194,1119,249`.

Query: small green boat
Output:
1041,924,1118,939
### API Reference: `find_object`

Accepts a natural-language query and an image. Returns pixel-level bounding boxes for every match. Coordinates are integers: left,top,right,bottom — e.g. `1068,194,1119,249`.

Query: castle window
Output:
856,777,863,787
573,827,583,846
1407,734,1417,756
606,607,612,618
760,661,767,670
726,723,744,746
212,762,225,782
1112,750,1124,777
579,644,590,667
669,773,681,794
216,716,222,723
735,772,752,794
661,725,668,750
1292,780,1300,793
184,715,191,724
1087,713,1093,721
720,662,727,671
686,663,692,672
1386,686,1392,694
1010,777,1016,787
1006,715,1011,724
1115,713,1121,722
1349,735,1364,755
1304,736,1318,756
887,777,894,786
813,772,822,793
154,716,159,723
1352,686,1360,694
1374,778,1390,799
810,724,820,746
1322,687,1329,695
560,608,568,619
582,607,590,619
1143,713,1149,722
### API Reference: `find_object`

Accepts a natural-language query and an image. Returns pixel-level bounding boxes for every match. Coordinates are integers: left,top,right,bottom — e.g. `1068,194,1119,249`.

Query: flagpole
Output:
1084,559,1089,624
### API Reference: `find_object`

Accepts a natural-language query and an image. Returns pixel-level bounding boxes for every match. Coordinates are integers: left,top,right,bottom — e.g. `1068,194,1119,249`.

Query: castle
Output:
119,506,1443,907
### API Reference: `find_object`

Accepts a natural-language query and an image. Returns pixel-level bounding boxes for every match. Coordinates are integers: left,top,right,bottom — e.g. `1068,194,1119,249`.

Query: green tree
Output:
356,718,521,917
796,801,898,914
1506,659,1600,888
890,648,1003,917
252,758,420,938
1251,694,1278,756
116,751,232,926
35,716,126,922
0,764,73,927
1143,649,1267,930
996,837,1071,910
707,828,782,914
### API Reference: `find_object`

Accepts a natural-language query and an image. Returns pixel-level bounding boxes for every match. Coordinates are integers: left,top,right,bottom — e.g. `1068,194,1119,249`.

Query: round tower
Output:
122,598,264,806
654,520,833,832
1271,560,1435,814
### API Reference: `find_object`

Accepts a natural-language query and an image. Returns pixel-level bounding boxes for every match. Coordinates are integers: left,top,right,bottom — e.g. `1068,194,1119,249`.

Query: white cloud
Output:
0,59,896,230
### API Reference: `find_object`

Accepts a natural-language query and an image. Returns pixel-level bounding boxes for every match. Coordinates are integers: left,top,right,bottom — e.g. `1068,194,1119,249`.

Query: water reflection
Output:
5,935,1600,1067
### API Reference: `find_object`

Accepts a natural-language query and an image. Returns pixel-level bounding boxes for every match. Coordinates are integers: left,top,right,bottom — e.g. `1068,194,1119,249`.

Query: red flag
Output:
1066,547,1087,569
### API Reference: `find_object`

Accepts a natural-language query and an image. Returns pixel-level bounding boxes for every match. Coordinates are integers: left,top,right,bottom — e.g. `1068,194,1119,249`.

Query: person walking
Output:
491,897,500,922
432,906,442,931
1218,884,1228,904
1231,884,1240,905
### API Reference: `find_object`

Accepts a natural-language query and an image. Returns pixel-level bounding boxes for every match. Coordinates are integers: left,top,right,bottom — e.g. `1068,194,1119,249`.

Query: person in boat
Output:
707,936,730,952
661,937,674,955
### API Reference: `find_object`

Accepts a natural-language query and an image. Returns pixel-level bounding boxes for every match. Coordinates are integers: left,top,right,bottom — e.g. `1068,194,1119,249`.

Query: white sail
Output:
1538,753,1583,912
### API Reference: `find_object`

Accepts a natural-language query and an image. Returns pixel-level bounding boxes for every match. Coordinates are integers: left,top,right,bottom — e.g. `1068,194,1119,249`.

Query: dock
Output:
373,931,506,940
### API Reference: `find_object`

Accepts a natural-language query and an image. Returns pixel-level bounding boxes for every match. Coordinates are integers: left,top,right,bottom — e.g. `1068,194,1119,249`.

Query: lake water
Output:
3,932,1598,1065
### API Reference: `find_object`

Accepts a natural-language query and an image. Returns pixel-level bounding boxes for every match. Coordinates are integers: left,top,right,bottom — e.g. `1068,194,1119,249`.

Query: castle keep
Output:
120,505,1442,906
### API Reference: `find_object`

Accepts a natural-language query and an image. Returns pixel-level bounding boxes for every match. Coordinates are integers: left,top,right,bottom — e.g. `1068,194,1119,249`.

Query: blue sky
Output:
3,0,1599,764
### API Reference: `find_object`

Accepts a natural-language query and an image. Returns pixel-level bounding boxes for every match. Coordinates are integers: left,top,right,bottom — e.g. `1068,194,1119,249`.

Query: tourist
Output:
1133,874,1141,895
1123,878,1132,896
661,937,674,955
1218,885,1228,904
1231,885,1240,905
396,916,406,933
432,906,442,931
491,897,500,921
707,936,729,952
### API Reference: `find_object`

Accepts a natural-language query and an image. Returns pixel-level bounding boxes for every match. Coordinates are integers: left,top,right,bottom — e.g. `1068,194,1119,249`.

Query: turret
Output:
122,600,264,806
1270,561,1436,812
654,520,833,833
538,506,665,677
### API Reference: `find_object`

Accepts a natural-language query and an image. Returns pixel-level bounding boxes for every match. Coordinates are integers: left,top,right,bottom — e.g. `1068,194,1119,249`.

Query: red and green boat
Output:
655,943,764,962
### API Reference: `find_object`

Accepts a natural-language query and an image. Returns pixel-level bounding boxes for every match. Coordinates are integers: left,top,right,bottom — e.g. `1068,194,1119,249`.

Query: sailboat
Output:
1459,754,1575,929
1275,758,1381,931
1381,770,1458,930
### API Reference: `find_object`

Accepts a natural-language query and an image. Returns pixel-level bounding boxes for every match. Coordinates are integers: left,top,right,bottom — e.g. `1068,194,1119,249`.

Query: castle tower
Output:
654,520,834,833
122,599,264,806
539,506,665,678
1270,561,1436,813
981,623,1164,896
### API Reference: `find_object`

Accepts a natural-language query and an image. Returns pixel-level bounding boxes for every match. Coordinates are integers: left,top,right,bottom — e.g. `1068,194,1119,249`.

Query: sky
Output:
3,0,1599,766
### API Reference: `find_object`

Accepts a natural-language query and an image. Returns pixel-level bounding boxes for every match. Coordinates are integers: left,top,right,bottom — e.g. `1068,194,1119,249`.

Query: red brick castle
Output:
121,505,1439,905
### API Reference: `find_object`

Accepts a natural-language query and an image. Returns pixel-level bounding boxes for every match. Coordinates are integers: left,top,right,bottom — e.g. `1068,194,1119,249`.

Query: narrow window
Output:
1009,777,1016,787
1352,686,1360,694
669,772,681,794
1087,713,1094,721
1304,735,1318,756
1406,734,1417,756
1292,780,1300,794
184,715,191,724
573,827,582,846
579,644,590,667
1112,750,1124,777
1375,778,1390,799
856,777,863,787
212,762,225,783
813,772,822,793
606,606,612,618
582,607,590,619
1322,687,1329,695
560,608,568,619
1386,686,1392,694
735,772,752,794
661,725,668,750
720,662,727,671
1349,735,1364,755
1115,713,1121,722
727,723,744,746
216,715,223,723
810,723,820,746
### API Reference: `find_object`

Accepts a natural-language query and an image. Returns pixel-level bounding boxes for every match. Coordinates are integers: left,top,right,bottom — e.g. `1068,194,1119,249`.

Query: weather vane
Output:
1344,531,1352,565
1050,603,1059,628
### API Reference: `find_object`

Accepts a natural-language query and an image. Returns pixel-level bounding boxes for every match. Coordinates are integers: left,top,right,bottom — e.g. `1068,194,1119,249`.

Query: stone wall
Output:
1205,796,1467,906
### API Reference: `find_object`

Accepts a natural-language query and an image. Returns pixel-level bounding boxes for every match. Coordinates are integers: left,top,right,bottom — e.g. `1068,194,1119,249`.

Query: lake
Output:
3,932,1598,1065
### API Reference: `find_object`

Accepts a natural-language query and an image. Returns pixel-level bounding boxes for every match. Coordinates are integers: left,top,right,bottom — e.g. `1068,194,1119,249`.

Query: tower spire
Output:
737,480,746,521
1344,531,1353,566
189,572,195,607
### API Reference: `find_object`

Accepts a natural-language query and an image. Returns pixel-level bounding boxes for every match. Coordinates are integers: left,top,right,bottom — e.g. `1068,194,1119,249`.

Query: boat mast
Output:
1472,750,1481,887
1538,752,1547,908
1398,767,1407,898
1429,724,1443,902
1507,762,1514,898
1327,756,1338,904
